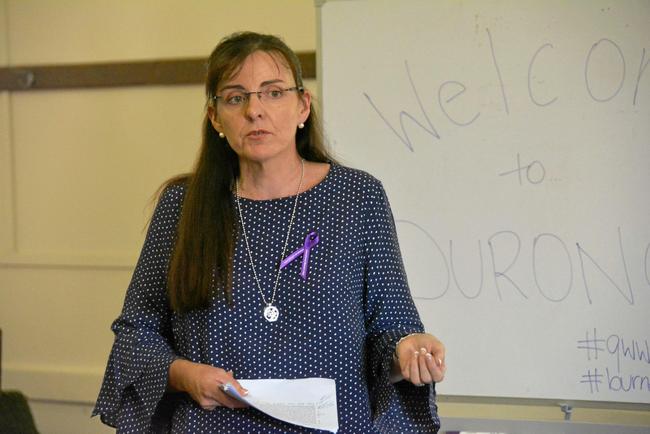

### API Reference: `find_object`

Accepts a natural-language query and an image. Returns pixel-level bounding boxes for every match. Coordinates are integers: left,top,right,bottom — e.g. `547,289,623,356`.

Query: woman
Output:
94,31,446,433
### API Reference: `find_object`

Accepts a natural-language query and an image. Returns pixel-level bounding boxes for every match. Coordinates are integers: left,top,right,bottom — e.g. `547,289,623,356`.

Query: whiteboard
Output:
318,0,650,403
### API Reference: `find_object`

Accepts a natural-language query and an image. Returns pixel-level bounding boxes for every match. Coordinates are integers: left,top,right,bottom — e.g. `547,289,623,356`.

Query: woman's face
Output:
208,51,311,166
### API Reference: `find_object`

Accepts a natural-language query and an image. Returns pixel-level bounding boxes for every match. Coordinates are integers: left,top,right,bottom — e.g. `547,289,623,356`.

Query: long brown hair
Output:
165,32,335,313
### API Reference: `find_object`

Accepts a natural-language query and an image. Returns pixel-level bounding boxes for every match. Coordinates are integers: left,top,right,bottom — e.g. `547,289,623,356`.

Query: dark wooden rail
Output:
0,52,316,91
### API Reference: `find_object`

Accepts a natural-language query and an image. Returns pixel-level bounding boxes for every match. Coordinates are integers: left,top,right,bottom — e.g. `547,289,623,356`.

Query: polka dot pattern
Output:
93,164,440,433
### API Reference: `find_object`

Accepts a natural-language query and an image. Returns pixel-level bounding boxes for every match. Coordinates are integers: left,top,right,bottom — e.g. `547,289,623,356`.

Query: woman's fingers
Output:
195,368,250,410
408,351,422,385
395,334,447,386
414,347,446,386
214,372,249,409
434,359,447,382
216,389,249,409
424,349,446,382
202,384,248,410
200,394,246,410
418,348,433,384
225,371,249,398
200,399,221,411
401,349,434,386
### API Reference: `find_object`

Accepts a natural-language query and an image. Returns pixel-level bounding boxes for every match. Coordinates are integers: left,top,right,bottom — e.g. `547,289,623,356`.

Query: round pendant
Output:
263,304,279,322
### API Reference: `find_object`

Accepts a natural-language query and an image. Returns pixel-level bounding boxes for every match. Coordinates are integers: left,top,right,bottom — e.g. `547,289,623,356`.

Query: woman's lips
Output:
247,129,270,137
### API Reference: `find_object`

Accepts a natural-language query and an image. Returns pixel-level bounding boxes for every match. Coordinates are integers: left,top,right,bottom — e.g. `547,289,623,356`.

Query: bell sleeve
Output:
361,177,440,433
92,185,185,432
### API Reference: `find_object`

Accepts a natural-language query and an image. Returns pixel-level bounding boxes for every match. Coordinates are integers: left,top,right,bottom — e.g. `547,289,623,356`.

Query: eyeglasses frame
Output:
211,86,304,108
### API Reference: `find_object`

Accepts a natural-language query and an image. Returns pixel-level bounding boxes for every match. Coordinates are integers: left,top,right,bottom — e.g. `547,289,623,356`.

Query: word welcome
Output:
364,28,649,150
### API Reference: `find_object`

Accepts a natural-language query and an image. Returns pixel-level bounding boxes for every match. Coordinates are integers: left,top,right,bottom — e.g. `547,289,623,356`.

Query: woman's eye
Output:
227,95,245,105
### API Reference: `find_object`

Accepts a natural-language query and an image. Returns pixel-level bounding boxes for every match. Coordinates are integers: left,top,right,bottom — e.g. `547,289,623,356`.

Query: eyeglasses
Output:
212,85,303,110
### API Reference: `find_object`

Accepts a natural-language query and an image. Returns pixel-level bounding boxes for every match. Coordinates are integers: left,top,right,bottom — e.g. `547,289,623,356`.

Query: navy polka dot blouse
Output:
93,164,440,433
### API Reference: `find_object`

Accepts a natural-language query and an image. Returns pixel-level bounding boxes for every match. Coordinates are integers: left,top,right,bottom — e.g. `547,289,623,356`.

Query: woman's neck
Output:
237,156,304,200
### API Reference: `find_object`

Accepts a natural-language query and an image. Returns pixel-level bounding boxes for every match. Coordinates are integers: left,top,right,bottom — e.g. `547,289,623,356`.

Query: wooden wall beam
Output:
0,52,316,91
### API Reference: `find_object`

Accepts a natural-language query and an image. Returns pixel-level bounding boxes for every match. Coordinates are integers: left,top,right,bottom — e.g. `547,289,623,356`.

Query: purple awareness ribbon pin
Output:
280,231,320,280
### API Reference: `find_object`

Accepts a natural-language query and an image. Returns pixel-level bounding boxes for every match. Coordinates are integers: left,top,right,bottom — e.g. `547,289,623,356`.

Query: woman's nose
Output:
245,92,264,119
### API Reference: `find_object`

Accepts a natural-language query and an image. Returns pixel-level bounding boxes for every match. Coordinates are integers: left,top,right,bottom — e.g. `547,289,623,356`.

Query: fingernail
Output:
420,347,427,353
426,353,432,359
437,358,443,366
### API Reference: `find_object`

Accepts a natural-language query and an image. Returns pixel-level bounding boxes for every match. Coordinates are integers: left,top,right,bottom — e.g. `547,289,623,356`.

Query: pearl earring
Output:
219,132,225,138
298,123,305,129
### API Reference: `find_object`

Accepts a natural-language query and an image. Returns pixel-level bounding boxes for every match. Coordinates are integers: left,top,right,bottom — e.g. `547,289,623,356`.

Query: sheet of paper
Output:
222,377,338,433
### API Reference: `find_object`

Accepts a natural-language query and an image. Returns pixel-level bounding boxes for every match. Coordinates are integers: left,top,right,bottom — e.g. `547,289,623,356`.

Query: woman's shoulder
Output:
331,163,384,192
150,176,189,223
157,176,189,205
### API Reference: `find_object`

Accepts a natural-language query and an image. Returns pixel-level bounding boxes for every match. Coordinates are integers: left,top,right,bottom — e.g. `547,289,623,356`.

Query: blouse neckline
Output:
233,163,336,204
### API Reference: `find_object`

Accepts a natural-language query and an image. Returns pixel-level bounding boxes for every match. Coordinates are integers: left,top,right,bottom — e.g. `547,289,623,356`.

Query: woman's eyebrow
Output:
219,79,286,92
218,84,246,92
259,79,285,87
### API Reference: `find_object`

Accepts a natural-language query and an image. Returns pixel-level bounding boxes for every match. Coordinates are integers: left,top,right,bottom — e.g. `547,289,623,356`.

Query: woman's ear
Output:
207,106,223,133
299,89,312,125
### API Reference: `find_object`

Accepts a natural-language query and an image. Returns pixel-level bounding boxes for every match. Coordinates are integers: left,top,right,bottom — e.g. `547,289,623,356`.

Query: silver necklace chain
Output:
235,159,304,321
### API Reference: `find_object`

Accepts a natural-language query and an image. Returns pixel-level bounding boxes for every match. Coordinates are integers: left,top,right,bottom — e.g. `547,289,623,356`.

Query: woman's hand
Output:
168,359,249,410
392,333,446,386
